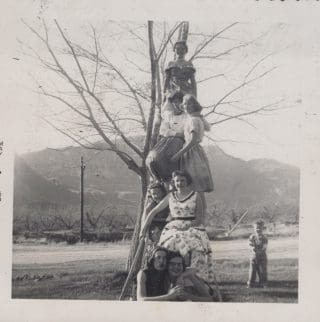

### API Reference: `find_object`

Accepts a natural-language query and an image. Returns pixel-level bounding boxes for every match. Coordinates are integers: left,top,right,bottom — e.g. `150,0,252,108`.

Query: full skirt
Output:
146,136,184,182
180,144,214,192
158,220,215,283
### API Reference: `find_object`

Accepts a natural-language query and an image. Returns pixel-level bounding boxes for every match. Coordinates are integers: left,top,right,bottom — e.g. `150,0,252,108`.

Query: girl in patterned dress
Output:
140,170,214,284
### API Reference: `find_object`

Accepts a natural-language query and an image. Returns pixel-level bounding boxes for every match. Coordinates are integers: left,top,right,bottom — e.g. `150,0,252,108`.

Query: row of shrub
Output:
19,230,133,244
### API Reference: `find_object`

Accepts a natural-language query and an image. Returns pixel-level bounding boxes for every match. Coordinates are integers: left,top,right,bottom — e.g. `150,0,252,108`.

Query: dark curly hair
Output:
172,170,193,186
183,94,203,113
167,251,186,272
147,181,167,200
146,246,168,270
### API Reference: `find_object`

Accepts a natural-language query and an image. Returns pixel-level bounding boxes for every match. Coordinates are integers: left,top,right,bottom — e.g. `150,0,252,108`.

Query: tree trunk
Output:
126,168,148,270
125,22,157,271
150,60,162,148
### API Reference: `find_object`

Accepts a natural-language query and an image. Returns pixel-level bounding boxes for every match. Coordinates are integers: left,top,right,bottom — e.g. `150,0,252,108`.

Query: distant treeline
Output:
13,203,135,239
13,198,298,244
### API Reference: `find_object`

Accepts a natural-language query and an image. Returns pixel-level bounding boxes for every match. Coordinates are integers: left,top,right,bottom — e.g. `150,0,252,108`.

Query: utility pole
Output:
80,156,85,242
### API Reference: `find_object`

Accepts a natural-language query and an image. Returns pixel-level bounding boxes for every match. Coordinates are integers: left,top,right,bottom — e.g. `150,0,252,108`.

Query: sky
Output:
1,0,319,168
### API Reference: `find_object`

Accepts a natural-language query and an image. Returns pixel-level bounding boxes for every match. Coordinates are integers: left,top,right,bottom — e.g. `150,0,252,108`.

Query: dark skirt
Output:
146,136,184,182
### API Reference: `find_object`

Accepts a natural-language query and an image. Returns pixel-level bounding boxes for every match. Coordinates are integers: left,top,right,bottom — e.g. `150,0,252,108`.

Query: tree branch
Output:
144,21,157,155
91,25,100,92
34,20,144,159
210,100,284,126
205,67,277,116
189,22,239,61
156,22,183,60
42,116,142,175
55,19,90,92
76,45,148,131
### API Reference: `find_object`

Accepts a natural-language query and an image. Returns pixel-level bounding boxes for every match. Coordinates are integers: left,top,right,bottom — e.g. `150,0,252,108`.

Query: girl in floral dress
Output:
140,170,214,284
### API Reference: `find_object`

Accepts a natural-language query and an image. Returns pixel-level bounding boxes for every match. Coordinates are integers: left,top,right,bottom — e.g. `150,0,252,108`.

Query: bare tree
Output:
53,206,79,230
22,19,286,268
85,206,107,229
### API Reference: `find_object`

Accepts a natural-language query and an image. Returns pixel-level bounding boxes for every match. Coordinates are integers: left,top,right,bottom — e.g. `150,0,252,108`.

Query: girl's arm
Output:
137,270,184,301
161,101,175,120
249,235,256,248
186,274,212,297
190,73,197,98
177,272,214,302
171,131,197,162
163,71,170,96
136,270,148,300
140,195,170,237
191,193,204,226
142,198,153,222
201,116,211,132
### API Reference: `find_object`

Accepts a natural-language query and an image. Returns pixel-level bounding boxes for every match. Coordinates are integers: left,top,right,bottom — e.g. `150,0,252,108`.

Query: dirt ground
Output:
12,237,297,265
12,236,298,302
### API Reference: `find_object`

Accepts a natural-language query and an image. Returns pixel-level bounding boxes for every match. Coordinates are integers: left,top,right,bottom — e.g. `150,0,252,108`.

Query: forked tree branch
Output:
189,22,239,61
209,100,284,126
205,67,277,116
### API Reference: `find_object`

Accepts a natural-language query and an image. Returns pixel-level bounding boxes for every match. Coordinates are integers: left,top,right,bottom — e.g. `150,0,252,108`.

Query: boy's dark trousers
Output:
248,252,267,286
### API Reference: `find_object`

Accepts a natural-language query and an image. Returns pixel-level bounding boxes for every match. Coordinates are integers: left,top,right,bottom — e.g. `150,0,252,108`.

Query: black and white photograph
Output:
1,1,320,321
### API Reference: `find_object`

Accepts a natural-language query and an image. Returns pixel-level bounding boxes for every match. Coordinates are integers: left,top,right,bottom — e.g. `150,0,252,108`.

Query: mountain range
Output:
14,142,300,223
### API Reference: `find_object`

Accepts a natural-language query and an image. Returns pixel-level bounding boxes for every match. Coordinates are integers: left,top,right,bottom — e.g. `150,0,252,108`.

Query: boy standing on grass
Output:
247,220,268,288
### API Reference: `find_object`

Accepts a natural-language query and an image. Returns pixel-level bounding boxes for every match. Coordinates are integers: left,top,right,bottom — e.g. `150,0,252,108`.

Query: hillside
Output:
21,146,139,199
15,143,300,224
14,155,79,207
206,147,299,208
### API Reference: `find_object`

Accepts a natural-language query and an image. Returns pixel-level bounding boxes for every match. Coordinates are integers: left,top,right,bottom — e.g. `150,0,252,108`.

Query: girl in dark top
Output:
137,247,185,301
163,41,197,97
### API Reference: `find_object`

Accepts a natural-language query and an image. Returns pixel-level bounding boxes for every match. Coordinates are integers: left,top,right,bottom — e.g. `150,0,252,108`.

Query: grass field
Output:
12,236,298,302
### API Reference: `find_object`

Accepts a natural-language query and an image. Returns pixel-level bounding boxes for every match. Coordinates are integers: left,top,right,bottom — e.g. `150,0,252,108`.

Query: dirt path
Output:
212,236,298,260
12,236,298,266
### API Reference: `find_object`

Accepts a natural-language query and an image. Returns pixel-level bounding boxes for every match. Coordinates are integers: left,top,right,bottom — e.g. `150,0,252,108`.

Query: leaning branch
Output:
55,20,90,92
189,22,239,61
51,21,143,158
26,20,143,175
76,45,147,131
205,67,277,116
42,117,142,173
144,21,157,155
41,90,90,120
156,22,183,59
210,100,284,126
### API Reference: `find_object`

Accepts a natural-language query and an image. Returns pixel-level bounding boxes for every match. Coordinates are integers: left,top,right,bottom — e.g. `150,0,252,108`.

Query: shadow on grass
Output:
267,280,298,288
220,280,298,288
12,270,129,300
219,279,298,302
